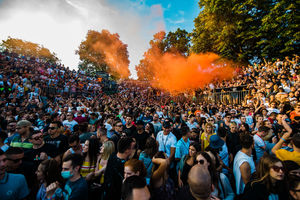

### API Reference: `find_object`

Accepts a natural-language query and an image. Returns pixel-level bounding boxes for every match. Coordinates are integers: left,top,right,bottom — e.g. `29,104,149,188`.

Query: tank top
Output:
80,161,96,177
98,164,105,184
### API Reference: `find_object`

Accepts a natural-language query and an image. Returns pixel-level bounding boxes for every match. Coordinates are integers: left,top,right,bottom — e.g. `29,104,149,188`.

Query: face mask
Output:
61,171,73,179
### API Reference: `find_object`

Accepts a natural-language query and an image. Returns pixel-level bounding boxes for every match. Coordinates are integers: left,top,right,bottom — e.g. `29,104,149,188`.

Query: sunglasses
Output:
271,166,285,173
7,158,23,163
196,159,205,165
32,135,43,140
115,124,123,127
49,127,57,130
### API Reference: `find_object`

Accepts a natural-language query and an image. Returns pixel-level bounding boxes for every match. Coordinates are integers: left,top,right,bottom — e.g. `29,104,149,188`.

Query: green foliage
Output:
162,28,191,56
1,37,59,62
191,0,299,64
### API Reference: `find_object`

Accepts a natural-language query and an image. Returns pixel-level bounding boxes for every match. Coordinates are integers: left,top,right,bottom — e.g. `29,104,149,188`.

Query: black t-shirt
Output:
133,131,149,151
123,125,137,138
103,153,126,200
25,143,59,162
44,134,68,155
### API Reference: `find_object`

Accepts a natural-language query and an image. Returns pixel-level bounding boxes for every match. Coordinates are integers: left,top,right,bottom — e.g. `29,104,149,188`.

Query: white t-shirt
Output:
233,150,256,195
156,131,177,158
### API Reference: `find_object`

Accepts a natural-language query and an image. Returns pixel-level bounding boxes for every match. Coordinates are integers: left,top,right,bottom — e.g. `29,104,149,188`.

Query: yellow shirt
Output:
98,164,105,184
201,132,216,150
275,149,300,165
80,161,95,177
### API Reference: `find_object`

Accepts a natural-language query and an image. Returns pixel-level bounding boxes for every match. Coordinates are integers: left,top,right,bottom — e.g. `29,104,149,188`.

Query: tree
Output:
191,0,299,64
76,30,130,79
0,37,59,62
163,28,191,56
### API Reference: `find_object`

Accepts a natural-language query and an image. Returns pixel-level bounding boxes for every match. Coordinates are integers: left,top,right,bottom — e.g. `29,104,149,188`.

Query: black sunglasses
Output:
49,127,57,130
32,135,43,140
7,158,23,163
271,166,285,173
196,159,205,165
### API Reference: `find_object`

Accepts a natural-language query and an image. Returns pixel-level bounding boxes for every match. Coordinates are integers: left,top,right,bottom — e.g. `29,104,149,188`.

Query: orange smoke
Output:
136,32,235,94
92,30,130,79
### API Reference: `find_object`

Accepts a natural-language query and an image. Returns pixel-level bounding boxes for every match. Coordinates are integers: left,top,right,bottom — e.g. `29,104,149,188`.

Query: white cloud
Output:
167,18,185,24
0,0,165,79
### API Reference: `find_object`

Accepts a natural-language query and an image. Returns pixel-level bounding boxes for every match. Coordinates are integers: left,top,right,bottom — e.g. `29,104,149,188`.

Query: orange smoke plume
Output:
92,30,130,79
136,32,235,94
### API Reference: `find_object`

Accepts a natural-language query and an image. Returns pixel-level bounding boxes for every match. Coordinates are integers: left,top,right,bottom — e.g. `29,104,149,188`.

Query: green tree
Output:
191,0,299,64
1,37,59,62
163,28,191,56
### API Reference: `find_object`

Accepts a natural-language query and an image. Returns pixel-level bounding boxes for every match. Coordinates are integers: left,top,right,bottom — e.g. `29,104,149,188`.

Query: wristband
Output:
280,137,286,142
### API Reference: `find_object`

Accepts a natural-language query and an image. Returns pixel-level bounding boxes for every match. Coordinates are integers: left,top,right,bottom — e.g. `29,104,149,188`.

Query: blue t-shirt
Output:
175,138,190,159
0,172,29,200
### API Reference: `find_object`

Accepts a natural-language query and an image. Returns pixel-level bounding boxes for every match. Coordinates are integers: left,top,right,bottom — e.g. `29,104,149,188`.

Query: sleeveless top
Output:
152,177,175,200
80,161,96,177
98,164,105,184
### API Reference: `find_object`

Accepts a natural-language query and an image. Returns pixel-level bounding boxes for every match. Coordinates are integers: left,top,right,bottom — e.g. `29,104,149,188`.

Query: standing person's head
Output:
124,159,147,180
162,121,172,135
48,121,61,138
100,141,115,160
257,126,270,137
126,115,133,126
289,175,300,200
29,130,44,148
68,134,81,152
188,142,201,158
144,137,158,158
36,159,63,186
254,155,285,193
97,127,108,143
82,138,100,165
240,133,254,150
292,134,300,151
61,153,83,180
5,147,24,172
122,175,150,200
153,114,159,122
229,122,237,133
204,123,213,134
117,137,135,159
114,120,123,134
188,165,213,200
181,126,190,138
195,151,212,171
16,120,31,136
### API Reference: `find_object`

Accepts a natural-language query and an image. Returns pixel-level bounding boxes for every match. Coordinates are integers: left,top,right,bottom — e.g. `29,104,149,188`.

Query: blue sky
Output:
110,0,200,32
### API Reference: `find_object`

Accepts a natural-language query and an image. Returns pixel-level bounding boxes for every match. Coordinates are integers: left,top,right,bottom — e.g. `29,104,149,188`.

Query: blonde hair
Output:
102,141,115,160
204,123,213,133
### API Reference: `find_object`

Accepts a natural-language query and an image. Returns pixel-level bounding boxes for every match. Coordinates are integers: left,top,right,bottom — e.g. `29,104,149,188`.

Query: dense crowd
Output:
0,50,299,200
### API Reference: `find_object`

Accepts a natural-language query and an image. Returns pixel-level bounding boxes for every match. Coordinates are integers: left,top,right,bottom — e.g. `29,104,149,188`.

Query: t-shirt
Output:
233,150,256,195
44,134,68,155
275,149,300,165
25,143,59,165
63,120,78,132
133,131,149,151
156,131,177,157
200,132,216,150
0,172,29,200
55,177,88,200
175,138,190,159
103,153,126,200
253,134,266,163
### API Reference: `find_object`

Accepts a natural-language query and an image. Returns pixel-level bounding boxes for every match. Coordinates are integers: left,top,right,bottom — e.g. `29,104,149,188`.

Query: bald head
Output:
188,165,212,200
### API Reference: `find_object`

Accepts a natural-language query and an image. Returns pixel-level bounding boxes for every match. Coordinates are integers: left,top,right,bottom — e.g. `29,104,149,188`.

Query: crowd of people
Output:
0,50,299,200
